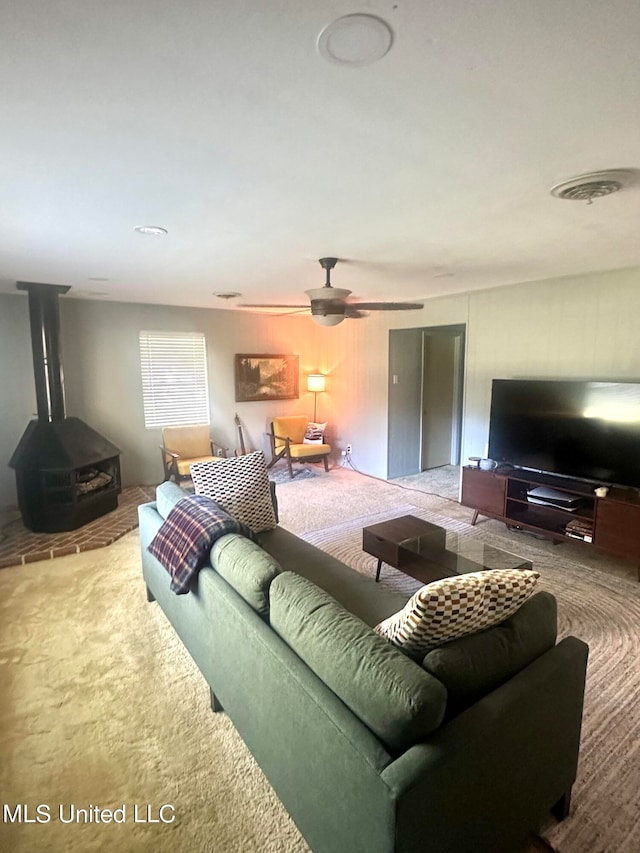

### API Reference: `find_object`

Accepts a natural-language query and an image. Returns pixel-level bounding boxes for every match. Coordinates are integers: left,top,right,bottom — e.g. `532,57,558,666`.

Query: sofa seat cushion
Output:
269,572,447,753
374,568,540,656
211,533,282,616
259,526,409,627
422,591,558,716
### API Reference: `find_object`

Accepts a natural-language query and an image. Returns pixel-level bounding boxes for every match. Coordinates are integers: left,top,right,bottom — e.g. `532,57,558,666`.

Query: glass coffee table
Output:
362,514,532,585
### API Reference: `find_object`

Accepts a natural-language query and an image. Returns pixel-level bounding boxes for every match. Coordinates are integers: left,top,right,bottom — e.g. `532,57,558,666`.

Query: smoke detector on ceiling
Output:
550,169,636,204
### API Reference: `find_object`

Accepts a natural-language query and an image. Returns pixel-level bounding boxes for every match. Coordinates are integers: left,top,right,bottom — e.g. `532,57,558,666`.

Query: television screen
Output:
488,379,640,489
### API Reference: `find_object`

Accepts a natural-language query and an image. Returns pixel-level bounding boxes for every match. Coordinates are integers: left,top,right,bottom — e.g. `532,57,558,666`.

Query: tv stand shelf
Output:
461,466,640,578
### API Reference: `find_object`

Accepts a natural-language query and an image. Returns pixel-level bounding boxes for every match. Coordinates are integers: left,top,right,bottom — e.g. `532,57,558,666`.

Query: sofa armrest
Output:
380,636,589,853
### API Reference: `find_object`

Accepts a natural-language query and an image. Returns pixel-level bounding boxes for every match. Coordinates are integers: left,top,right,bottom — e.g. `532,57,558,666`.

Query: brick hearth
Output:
0,485,156,569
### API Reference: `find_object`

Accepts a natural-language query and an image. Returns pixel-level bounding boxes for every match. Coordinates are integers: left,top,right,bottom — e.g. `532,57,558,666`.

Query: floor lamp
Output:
307,374,325,422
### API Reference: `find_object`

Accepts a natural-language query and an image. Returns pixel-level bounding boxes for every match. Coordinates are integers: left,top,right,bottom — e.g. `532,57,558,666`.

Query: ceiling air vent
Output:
550,169,635,204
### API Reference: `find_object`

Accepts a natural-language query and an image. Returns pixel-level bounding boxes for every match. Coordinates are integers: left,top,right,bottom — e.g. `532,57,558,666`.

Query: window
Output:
139,331,210,429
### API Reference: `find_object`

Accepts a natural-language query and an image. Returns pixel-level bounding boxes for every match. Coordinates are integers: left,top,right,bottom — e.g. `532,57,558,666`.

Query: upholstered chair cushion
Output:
162,424,212,458
272,416,309,447
272,416,331,458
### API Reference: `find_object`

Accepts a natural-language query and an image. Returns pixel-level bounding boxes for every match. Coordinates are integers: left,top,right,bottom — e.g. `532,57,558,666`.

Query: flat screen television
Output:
488,379,640,489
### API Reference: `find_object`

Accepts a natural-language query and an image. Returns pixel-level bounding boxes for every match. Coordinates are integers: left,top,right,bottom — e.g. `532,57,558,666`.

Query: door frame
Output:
421,324,466,469
387,324,466,478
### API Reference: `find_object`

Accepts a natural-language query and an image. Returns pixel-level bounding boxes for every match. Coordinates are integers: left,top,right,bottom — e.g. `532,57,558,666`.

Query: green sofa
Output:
138,482,588,853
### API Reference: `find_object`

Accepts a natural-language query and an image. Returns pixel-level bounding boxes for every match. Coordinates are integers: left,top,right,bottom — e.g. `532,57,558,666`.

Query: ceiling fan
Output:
241,257,424,326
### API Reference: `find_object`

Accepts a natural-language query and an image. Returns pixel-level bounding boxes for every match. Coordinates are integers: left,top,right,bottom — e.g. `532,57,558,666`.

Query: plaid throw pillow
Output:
148,495,256,594
374,569,540,655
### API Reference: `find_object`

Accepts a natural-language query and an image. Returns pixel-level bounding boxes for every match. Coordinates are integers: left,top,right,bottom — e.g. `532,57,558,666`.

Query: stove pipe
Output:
16,281,71,422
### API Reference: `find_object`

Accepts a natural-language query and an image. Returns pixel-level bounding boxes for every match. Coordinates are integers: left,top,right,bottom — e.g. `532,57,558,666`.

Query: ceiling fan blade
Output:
343,305,368,319
240,304,310,309
351,302,424,311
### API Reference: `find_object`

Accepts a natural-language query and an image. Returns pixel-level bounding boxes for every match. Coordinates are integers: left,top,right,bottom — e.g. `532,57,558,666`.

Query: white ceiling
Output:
1,1,639,312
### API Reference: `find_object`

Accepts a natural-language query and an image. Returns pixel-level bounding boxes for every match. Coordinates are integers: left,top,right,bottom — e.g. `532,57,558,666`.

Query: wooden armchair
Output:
267,416,331,479
160,424,227,483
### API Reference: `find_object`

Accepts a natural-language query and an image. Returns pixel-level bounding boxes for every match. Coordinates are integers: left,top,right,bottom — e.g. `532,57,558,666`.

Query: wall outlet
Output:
346,444,352,453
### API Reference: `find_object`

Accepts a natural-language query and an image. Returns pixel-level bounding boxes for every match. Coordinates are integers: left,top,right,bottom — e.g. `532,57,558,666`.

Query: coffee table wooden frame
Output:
362,514,531,585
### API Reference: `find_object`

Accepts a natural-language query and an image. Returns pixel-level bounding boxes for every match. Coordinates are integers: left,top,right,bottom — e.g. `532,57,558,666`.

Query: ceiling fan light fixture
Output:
305,286,352,301
312,314,345,327
243,256,423,324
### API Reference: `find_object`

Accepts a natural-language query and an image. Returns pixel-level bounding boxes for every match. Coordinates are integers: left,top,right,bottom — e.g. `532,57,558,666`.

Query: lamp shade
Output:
307,374,326,393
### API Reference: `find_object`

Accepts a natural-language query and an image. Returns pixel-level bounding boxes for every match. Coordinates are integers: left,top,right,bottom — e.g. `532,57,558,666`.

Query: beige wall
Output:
0,295,36,507
1,264,639,508
462,266,640,463
59,299,332,488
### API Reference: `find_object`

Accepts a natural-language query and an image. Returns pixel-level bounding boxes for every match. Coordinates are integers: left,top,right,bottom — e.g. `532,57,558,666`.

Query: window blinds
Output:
139,331,210,429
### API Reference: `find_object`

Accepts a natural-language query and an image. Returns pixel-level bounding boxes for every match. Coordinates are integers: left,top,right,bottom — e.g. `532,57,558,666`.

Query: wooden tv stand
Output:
461,465,640,578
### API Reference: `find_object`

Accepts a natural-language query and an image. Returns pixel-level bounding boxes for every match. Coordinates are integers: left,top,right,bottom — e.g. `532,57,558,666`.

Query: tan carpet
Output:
0,531,307,853
1,467,638,852
389,464,462,501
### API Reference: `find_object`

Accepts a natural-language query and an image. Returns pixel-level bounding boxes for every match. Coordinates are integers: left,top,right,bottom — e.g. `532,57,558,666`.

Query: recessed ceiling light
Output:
317,14,393,67
134,225,168,236
214,292,242,299
88,277,110,282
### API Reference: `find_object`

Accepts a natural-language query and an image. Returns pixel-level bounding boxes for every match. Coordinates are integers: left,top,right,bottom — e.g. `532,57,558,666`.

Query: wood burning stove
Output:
9,282,122,533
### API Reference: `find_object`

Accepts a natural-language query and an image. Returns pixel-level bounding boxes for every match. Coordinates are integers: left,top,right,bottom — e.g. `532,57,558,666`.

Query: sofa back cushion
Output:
156,481,190,520
269,572,447,753
421,591,558,716
211,534,282,616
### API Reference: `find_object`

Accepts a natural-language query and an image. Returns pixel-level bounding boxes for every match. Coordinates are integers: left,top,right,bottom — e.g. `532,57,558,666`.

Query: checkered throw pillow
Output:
374,569,540,655
190,451,277,534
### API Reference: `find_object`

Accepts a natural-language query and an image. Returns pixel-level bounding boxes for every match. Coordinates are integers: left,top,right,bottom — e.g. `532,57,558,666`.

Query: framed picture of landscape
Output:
234,353,299,402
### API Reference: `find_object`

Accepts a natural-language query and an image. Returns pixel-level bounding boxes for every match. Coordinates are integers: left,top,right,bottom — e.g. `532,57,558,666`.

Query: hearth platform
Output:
0,485,155,569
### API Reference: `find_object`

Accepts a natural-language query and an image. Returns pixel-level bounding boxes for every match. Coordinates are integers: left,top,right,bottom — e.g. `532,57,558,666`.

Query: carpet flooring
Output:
1,467,638,852
389,464,462,501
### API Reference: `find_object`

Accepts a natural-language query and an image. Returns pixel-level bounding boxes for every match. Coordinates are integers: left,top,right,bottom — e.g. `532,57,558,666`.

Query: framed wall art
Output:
234,354,299,402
